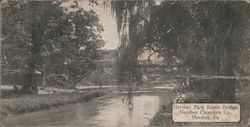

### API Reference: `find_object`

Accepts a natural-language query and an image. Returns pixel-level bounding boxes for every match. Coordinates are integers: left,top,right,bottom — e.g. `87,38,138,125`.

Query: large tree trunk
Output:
22,22,42,94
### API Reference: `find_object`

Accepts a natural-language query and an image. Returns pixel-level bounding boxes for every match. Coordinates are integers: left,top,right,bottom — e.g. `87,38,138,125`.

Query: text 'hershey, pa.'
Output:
172,103,240,122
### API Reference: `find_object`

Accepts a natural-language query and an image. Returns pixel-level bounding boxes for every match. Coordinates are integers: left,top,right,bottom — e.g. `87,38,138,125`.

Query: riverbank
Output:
149,89,250,127
1,92,162,127
0,89,113,117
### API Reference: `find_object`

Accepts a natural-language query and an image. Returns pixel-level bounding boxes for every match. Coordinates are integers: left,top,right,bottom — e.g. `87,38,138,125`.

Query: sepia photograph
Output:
0,0,250,127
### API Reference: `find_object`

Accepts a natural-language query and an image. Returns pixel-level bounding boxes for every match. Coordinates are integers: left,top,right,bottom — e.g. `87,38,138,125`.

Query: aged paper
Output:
1,0,250,127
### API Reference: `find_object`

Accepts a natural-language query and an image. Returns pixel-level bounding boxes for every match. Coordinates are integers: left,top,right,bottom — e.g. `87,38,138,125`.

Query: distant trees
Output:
2,1,104,93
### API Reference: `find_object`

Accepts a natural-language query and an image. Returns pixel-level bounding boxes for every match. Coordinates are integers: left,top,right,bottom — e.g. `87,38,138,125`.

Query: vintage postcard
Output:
0,0,250,127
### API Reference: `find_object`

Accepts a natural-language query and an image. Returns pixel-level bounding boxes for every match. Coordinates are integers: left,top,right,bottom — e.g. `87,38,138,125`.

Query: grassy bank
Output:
0,89,112,117
149,90,250,127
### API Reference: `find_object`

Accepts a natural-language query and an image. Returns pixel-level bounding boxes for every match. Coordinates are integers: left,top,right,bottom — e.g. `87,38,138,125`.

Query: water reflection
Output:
3,94,162,127
86,95,160,127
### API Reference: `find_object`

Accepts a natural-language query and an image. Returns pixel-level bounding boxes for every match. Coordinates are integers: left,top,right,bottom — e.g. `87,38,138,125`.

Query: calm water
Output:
2,90,173,127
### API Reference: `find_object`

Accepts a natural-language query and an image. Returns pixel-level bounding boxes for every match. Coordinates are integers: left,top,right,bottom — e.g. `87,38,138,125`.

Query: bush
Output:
0,90,110,117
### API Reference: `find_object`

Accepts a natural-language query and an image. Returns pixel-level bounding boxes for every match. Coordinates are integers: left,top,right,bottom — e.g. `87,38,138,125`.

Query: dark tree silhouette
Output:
111,0,250,102
2,1,104,93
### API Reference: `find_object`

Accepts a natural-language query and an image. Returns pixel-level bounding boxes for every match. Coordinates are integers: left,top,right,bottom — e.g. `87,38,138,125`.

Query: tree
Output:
1,0,104,93
111,0,154,88
187,1,250,102
111,0,250,102
146,1,250,102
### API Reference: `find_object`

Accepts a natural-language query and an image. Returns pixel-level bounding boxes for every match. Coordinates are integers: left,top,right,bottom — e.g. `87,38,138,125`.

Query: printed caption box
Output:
172,104,240,122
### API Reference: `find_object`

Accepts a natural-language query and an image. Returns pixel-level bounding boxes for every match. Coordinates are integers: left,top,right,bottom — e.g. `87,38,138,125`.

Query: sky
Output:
78,0,120,50
77,0,162,61
77,0,163,50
